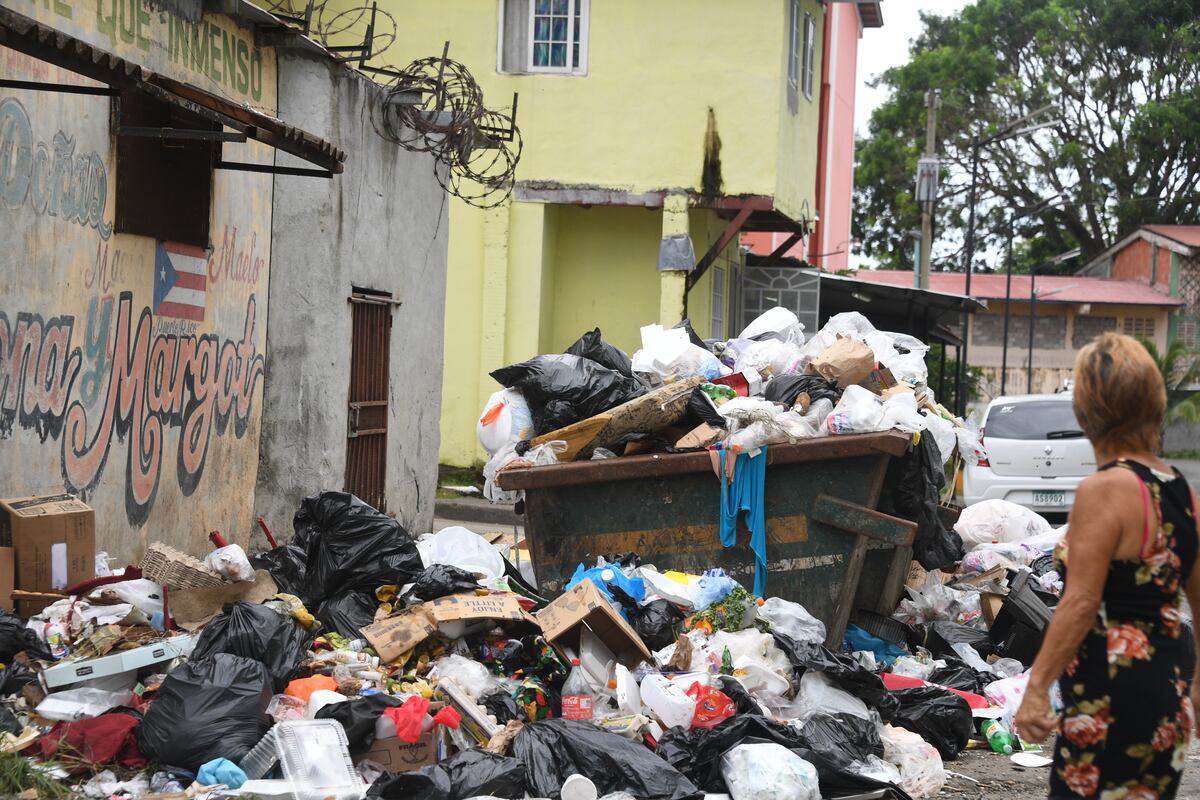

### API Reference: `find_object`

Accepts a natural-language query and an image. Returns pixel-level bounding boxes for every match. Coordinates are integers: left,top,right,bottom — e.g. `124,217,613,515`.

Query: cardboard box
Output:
361,592,537,663
859,367,897,395
536,580,652,665
808,337,876,388
352,730,440,772
675,423,722,450
0,495,95,593
170,570,279,631
0,546,13,610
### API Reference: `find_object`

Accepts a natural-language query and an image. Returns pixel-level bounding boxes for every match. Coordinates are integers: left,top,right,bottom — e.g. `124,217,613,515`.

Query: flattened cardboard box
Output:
362,592,536,663
537,580,652,665
0,495,95,594
352,729,440,772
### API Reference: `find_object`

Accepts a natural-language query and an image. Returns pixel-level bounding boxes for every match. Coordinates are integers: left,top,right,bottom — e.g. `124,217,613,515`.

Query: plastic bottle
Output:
982,718,1017,754
561,658,595,721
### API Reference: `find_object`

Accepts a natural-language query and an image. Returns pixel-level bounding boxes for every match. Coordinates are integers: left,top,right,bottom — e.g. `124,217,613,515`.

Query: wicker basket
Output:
140,543,224,589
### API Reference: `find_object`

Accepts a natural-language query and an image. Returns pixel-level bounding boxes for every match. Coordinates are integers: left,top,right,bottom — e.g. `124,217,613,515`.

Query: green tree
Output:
1140,338,1200,423
853,0,1200,273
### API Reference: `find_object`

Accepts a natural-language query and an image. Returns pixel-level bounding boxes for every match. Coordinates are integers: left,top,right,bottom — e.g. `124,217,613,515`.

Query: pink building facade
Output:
743,2,881,269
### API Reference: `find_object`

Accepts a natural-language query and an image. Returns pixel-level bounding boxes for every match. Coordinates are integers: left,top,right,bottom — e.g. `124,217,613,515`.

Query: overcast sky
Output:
855,0,972,136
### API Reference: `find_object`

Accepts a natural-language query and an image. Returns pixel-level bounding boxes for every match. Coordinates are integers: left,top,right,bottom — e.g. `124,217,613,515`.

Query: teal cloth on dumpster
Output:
718,446,769,596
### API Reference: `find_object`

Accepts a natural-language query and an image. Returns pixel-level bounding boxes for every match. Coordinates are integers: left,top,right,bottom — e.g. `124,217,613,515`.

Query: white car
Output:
962,394,1096,518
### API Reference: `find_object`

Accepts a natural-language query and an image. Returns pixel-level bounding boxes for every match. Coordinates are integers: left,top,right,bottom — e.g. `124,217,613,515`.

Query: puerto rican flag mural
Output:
154,241,208,322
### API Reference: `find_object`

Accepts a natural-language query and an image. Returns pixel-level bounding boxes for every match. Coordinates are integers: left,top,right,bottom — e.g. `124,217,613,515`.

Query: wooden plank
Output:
497,430,911,490
827,533,869,648
810,494,917,547
531,415,611,462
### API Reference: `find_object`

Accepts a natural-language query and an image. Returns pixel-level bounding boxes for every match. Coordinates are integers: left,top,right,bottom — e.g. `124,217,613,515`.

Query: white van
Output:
962,394,1096,516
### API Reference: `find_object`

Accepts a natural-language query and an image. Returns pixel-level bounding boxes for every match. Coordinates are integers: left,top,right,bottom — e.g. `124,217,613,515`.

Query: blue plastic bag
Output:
197,757,247,789
566,564,646,621
843,624,908,667
695,568,737,609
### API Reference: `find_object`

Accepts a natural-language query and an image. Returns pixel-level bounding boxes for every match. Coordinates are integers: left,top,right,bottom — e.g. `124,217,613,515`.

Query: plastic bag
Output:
482,441,564,504
629,599,686,651
567,563,646,614
726,400,831,451
402,564,481,606
295,491,424,604
105,579,165,618
565,327,634,377
137,653,272,770
887,435,964,570
881,685,973,759
882,724,945,799
316,591,378,638
758,596,826,646
514,719,700,800
920,411,956,465
826,385,885,434
204,544,255,582
953,499,1053,550
477,388,535,455
632,325,724,383
762,374,841,408
739,306,806,346
800,711,885,765
880,393,927,434
36,687,135,721
925,621,997,660
418,526,507,582
491,354,647,434
720,742,819,800
843,624,907,667
434,654,500,701
249,544,308,601
0,610,51,662
730,338,805,378
695,568,736,608
687,682,736,729
772,634,898,713
706,630,792,698
792,671,870,722
368,748,526,800
191,601,311,692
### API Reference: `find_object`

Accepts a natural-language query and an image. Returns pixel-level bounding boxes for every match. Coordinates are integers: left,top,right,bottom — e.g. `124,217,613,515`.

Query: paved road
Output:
1172,458,1200,487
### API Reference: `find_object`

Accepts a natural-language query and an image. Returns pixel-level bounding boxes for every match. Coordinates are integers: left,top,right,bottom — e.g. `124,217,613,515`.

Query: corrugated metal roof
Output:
851,270,1184,307
1141,225,1200,249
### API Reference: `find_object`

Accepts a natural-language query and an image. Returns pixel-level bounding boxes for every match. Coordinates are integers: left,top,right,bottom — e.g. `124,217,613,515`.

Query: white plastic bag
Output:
880,392,926,434
704,630,792,699
203,544,255,582
883,724,946,798
632,324,723,382
954,499,1053,549
731,338,806,377
476,388,534,455
956,425,987,466
921,410,957,463
739,306,806,346
758,596,826,645
726,399,832,451
417,526,505,582
721,743,820,800
890,655,937,681
102,579,165,618
792,671,870,722
432,654,500,700
37,687,135,721
482,439,565,503
827,385,885,434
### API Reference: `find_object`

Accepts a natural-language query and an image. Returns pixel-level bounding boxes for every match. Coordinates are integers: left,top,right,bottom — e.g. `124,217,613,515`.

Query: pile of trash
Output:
479,307,983,506
0,477,1112,799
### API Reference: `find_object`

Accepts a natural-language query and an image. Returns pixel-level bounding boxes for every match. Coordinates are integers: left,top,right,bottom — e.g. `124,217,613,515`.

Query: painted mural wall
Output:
0,0,278,561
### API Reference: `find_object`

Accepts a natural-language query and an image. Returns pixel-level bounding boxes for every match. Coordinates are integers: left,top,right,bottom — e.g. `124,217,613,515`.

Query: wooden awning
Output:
0,4,346,174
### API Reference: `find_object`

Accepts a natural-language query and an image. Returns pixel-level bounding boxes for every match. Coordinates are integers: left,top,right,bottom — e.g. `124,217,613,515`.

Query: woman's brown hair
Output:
1073,333,1166,454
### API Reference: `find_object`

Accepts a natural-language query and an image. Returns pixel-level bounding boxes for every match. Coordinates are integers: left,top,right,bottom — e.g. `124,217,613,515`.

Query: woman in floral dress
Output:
1015,333,1200,799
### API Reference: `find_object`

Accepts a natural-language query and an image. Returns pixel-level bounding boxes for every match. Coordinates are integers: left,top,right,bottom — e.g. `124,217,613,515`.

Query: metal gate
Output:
345,290,394,512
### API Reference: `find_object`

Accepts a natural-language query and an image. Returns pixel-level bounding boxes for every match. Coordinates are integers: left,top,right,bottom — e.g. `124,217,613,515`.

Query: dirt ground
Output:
942,739,1200,799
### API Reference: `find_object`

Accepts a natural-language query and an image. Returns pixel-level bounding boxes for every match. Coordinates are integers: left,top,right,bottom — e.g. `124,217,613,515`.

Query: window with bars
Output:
1178,318,1199,350
711,266,726,339
802,12,816,100
787,0,801,110
1123,317,1156,339
499,0,588,75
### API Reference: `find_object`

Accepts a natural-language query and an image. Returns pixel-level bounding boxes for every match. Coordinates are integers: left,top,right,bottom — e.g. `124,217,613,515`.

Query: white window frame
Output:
526,0,589,74
802,12,815,101
787,0,801,93
1123,316,1156,339
711,265,726,339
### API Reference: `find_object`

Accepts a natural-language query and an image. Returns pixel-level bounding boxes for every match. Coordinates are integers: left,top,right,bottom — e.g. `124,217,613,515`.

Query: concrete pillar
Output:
658,193,694,325
477,204,511,427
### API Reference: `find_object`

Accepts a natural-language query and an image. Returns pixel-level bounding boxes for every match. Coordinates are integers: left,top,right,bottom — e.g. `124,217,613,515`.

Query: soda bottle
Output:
560,658,594,721
981,718,1017,754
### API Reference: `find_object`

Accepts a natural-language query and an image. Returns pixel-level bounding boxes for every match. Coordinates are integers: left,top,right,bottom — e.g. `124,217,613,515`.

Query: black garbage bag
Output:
717,675,761,716
609,586,685,652
249,544,308,601
0,660,38,695
515,719,700,800
317,591,379,639
657,715,807,792
137,653,271,769
190,601,311,692
368,767,453,800
565,328,634,377
926,659,987,695
925,621,997,660
401,565,481,606
802,711,884,762
886,435,963,570
763,374,842,408
684,386,726,430
491,354,646,435
316,694,405,753
295,491,424,604
481,689,525,724
0,610,51,663
773,633,898,714
881,686,973,760
0,705,19,736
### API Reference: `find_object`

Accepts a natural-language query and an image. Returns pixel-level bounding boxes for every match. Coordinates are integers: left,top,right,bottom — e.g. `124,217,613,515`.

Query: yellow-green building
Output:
376,0,826,466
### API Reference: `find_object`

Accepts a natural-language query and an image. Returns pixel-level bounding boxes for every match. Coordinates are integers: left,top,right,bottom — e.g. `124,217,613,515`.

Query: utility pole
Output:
918,90,941,290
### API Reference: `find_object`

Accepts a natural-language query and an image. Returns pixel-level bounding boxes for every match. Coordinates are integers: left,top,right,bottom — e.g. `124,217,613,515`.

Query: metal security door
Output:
345,291,393,512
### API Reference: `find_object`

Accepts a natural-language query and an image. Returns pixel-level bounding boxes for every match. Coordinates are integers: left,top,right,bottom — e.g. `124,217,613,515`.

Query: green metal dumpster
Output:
496,430,920,647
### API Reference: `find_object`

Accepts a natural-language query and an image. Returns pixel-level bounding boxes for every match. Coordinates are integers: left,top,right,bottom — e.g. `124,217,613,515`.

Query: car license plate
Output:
1033,490,1066,507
